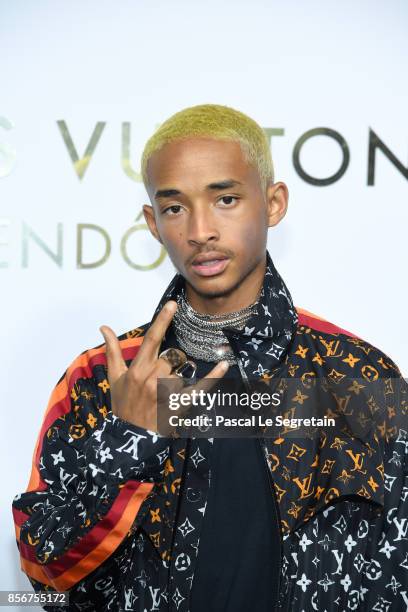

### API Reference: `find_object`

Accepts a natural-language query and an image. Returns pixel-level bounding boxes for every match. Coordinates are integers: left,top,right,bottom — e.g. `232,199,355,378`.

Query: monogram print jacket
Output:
12,253,408,612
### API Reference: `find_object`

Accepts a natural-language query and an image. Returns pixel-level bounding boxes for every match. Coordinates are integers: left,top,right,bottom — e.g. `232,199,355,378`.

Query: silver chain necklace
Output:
172,288,259,364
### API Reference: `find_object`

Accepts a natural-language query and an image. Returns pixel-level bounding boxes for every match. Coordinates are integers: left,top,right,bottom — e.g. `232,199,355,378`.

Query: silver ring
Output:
174,359,197,381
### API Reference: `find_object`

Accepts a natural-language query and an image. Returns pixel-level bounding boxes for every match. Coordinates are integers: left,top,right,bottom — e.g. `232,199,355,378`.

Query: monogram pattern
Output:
12,252,408,611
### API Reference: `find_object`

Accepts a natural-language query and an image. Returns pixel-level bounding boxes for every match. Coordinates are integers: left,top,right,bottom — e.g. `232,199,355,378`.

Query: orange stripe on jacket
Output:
296,307,327,322
296,306,359,338
18,482,154,590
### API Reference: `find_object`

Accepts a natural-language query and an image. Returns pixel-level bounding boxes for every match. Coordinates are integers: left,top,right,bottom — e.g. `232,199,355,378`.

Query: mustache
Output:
187,248,234,265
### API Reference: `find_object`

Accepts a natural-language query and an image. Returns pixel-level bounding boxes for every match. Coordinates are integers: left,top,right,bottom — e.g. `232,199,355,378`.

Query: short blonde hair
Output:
141,103,274,192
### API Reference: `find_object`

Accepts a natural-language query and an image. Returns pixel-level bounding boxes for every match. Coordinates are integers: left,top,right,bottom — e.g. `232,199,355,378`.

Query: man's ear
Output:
143,204,163,244
265,181,289,227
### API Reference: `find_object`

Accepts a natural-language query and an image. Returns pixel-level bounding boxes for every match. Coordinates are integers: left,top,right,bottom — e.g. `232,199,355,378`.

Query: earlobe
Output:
266,182,289,228
143,204,163,244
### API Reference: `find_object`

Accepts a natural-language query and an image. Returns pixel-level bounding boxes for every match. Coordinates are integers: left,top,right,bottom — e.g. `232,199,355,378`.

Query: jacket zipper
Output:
236,358,282,612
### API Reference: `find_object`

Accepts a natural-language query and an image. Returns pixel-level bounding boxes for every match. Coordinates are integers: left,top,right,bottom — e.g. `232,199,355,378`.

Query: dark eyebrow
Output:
154,188,181,199
154,179,243,200
206,179,243,190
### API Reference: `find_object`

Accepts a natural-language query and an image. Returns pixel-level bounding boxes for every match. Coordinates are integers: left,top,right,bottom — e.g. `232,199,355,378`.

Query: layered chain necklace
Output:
172,288,259,364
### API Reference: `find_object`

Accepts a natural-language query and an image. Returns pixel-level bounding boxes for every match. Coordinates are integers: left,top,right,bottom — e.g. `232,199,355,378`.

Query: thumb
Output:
185,360,230,398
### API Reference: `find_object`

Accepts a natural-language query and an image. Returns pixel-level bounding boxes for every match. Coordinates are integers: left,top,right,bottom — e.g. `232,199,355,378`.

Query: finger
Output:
155,369,185,436
130,300,178,368
99,325,128,383
204,360,230,380
155,355,176,378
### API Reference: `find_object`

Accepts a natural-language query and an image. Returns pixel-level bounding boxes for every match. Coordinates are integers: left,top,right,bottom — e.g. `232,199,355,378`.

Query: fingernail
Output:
219,360,229,371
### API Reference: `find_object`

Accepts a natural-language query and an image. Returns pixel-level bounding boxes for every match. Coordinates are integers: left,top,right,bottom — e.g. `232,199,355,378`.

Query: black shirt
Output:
188,359,281,612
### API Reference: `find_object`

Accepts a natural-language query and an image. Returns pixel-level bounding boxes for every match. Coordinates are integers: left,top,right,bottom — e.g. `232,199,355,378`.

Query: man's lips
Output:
190,253,230,277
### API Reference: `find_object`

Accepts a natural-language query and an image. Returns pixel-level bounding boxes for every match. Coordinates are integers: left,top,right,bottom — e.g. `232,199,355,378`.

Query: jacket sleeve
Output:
361,365,408,610
12,339,171,609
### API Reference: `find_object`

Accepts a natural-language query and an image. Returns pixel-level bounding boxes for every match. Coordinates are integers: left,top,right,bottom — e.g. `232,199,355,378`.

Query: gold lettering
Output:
120,212,167,271
57,120,105,180
76,223,111,268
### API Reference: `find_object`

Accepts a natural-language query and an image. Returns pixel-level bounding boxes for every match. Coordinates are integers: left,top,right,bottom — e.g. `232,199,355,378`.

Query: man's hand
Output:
99,300,229,433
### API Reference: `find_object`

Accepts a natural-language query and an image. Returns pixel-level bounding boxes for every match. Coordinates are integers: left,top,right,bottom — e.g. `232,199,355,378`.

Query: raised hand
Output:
99,300,229,433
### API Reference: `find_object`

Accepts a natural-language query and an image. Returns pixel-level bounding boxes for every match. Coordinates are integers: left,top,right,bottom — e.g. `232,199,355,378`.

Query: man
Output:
13,104,408,611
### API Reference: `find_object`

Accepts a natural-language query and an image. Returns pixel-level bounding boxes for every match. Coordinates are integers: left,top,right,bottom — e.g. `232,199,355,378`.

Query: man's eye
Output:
219,195,238,206
163,204,182,215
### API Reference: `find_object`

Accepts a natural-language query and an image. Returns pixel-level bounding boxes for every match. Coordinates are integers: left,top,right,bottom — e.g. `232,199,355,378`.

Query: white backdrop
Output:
1,0,407,607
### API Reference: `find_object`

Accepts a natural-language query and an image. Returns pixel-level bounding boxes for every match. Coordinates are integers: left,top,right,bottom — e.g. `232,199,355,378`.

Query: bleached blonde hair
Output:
141,104,274,192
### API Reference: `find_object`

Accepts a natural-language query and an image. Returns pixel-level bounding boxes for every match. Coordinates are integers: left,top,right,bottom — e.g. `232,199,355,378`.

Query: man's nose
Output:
187,208,220,245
